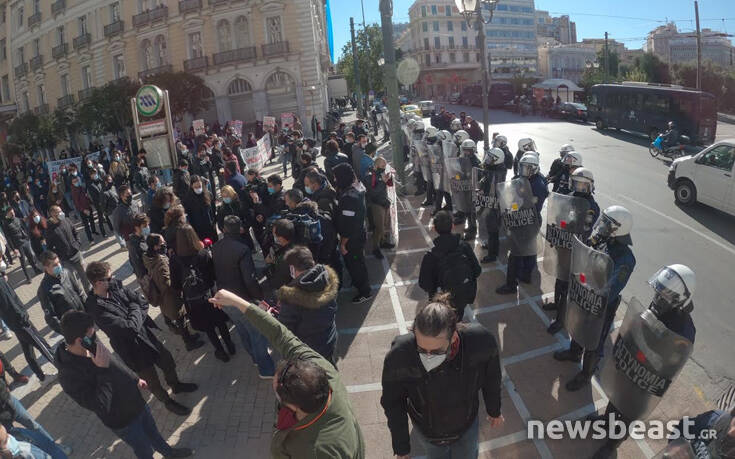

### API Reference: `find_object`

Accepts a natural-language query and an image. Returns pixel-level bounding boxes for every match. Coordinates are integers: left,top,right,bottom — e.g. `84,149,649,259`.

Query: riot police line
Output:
395,112,728,459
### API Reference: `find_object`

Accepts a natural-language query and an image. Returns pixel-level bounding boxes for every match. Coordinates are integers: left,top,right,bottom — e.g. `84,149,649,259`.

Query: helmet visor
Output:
523,141,537,151
591,213,619,240
519,163,536,177
462,148,475,156
413,131,425,141
647,267,690,310
571,178,592,194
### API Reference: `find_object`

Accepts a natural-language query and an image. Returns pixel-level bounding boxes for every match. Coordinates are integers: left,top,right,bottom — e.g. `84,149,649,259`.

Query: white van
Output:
668,139,735,215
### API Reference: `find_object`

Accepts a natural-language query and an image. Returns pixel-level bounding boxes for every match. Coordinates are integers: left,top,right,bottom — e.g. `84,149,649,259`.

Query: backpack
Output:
102,190,118,215
433,245,474,300
182,261,210,304
283,212,323,245
139,273,162,307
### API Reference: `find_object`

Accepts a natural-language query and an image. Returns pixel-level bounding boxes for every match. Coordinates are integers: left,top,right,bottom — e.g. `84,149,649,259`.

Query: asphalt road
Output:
424,105,735,400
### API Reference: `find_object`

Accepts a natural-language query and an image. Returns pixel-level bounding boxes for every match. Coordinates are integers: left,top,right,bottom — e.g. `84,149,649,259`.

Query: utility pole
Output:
360,0,371,116
694,0,702,90
350,17,363,117
379,0,406,186
477,5,490,153
604,32,609,84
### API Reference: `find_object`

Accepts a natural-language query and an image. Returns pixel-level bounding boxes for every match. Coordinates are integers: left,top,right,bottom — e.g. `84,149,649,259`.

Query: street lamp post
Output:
456,0,498,154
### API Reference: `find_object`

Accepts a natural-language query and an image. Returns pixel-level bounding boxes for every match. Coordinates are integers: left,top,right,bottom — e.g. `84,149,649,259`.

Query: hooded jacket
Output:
418,233,482,310
277,265,339,362
46,217,81,262
143,251,184,321
38,270,86,333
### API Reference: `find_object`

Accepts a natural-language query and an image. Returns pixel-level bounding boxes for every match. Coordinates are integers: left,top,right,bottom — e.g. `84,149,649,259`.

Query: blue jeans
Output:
415,415,479,459
233,312,275,377
10,396,67,459
113,406,172,459
160,168,173,185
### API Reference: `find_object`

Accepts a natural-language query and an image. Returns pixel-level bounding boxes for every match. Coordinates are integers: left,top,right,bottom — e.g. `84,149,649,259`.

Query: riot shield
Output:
416,141,432,184
472,167,498,209
563,236,614,348
444,157,473,213
599,297,694,421
429,143,445,192
541,193,592,280
496,177,540,256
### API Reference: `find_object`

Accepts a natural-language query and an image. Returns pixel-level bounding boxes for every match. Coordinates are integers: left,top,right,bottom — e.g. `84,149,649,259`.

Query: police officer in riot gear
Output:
492,134,514,171
459,139,481,240
590,264,696,459
552,205,636,391
412,121,428,197
545,167,600,334
547,144,575,191
433,130,454,216
451,130,471,225
478,148,507,263
449,118,462,134
513,138,537,176
422,127,440,208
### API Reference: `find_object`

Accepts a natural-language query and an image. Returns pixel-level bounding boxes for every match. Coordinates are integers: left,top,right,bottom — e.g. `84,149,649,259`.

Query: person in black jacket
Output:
172,159,191,199
264,219,295,295
86,170,110,238
84,261,197,416
322,139,349,185
57,311,192,458
0,275,55,383
149,187,175,235
418,211,482,322
216,185,254,249
1,207,41,282
277,246,338,364
363,156,395,259
111,185,136,244
304,170,338,219
46,205,90,290
284,189,340,276
182,175,217,242
127,214,149,282
38,251,86,334
381,295,503,458
333,163,372,304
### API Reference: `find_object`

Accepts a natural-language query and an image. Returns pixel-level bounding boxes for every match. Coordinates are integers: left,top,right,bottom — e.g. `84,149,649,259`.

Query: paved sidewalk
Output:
0,150,712,458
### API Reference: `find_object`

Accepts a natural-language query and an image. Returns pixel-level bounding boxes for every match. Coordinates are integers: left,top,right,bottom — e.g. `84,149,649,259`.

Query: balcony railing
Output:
52,43,68,59
14,62,28,78
51,0,65,16
58,94,75,108
213,46,257,66
179,0,202,14
30,55,43,72
138,63,173,80
262,41,289,58
133,6,169,28
183,56,208,72
78,87,95,101
28,12,41,28
73,33,91,50
104,20,124,38
34,104,49,114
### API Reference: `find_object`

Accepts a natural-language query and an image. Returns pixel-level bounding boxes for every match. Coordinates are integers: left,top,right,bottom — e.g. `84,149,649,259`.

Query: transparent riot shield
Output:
429,143,445,192
541,193,592,280
496,177,540,256
444,157,473,214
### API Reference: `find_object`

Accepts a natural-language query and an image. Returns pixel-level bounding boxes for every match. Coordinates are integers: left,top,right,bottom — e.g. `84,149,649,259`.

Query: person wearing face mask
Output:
264,219,296,295
84,261,198,415
47,180,66,215
45,205,91,290
149,187,175,235
181,176,217,242
350,135,374,181
381,294,503,459
56,311,193,458
108,151,129,188
30,176,48,216
191,145,216,193
26,209,47,258
303,170,338,218
70,175,97,244
127,214,151,283
216,186,255,249
143,175,160,212
1,207,42,283
172,158,191,199
208,288,365,457
86,170,110,238
10,191,32,220
362,157,394,259
111,185,136,246
322,139,349,186
253,175,286,229
37,251,86,334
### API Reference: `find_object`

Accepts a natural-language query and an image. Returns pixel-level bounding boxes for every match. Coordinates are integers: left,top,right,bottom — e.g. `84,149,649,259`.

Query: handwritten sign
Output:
263,116,276,130
193,119,205,136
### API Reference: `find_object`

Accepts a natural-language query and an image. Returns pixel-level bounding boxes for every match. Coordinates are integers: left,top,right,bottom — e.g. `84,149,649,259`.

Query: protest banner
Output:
280,112,294,129
231,120,243,137
193,119,205,136
263,116,276,130
46,151,100,185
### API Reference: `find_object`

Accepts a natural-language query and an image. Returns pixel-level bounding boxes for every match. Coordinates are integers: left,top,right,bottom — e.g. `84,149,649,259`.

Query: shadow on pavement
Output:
676,201,735,245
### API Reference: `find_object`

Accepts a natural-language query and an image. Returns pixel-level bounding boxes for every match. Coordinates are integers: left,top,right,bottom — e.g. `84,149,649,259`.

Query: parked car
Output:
554,102,588,122
418,100,435,116
401,104,422,117
667,139,735,215
399,95,410,105
449,93,461,104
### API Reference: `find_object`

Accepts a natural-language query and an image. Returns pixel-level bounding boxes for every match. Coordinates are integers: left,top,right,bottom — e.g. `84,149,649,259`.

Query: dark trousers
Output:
80,211,97,242
95,207,112,236
486,230,500,258
343,244,370,297
205,322,233,353
504,253,536,286
15,325,56,379
113,405,173,459
329,249,344,288
553,278,569,321
465,208,477,234
569,296,622,373
434,191,453,213
16,241,40,280
135,338,180,404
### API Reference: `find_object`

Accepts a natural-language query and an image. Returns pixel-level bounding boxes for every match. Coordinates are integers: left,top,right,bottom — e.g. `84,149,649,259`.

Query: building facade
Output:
647,23,734,67
484,0,538,79
535,10,575,45
537,44,596,83
406,0,482,99
2,0,330,137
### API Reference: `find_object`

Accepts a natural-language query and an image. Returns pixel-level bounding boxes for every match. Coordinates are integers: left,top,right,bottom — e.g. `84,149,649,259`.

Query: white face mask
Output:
193,187,203,195
419,353,447,372
58,212,66,221
0,260,7,272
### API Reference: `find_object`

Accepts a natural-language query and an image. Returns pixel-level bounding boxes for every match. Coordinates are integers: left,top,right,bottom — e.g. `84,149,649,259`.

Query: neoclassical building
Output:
1,0,331,137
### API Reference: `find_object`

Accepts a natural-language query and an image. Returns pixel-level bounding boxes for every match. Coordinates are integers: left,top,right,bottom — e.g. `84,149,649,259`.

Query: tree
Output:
144,72,210,122
624,67,649,82
599,50,620,79
6,111,40,154
336,24,385,94
54,106,82,151
633,52,671,84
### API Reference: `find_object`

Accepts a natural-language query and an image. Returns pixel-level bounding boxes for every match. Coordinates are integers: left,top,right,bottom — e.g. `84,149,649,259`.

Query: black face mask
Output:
157,244,167,255
123,196,132,205
81,333,97,355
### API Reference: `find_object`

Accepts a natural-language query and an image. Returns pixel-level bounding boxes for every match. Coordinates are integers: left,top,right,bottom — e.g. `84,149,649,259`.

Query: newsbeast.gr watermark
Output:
527,415,718,441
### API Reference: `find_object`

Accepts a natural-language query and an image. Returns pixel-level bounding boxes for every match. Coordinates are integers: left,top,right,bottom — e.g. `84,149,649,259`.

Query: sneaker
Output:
546,320,563,335
379,242,395,250
0,330,13,340
171,382,198,394
165,447,193,458
352,294,372,304
57,444,73,456
495,284,517,295
480,255,497,264
553,349,582,363
164,399,191,416
184,338,205,352
372,249,384,259
214,350,230,362
542,301,558,311
258,372,275,380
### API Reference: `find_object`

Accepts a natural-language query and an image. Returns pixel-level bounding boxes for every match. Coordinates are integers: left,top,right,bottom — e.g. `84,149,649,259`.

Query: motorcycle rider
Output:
661,121,679,150
590,264,696,459
459,140,481,241
552,205,636,391
545,167,600,334
547,144,575,192
478,148,507,263
513,138,537,176
496,153,548,295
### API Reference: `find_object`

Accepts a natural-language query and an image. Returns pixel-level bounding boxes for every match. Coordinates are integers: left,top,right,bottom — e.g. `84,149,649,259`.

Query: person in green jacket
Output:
209,289,365,459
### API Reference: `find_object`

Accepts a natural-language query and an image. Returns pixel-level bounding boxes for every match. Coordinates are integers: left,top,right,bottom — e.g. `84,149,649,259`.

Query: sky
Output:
328,0,734,62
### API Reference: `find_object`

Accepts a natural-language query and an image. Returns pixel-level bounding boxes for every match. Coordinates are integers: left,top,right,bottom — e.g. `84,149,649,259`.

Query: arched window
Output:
217,19,233,52
140,39,153,70
202,86,215,99
265,71,295,95
234,16,250,49
227,78,252,96
153,35,167,67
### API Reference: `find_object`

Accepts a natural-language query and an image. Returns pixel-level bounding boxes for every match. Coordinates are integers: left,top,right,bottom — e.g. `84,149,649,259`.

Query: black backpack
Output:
102,190,118,216
283,212,324,245
433,245,474,300
182,261,209,303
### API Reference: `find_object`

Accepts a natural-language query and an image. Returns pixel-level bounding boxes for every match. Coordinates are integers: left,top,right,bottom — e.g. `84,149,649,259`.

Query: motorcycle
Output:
649,134,690,159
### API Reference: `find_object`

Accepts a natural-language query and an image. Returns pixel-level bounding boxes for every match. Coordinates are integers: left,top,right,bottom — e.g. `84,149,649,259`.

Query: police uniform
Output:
336,184,371,298
479,163,507,259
